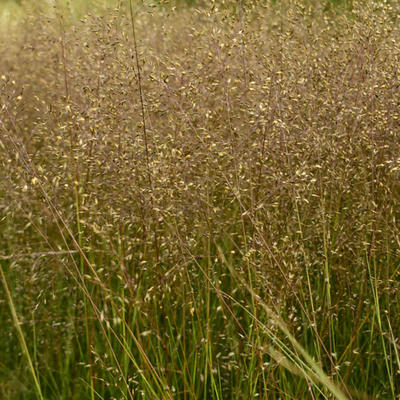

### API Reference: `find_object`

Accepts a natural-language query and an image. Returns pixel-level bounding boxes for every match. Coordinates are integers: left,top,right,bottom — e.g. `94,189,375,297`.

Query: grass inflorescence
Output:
1,0,400,398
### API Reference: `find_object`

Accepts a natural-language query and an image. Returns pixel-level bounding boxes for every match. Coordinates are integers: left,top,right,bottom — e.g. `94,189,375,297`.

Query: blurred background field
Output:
1,0,400,399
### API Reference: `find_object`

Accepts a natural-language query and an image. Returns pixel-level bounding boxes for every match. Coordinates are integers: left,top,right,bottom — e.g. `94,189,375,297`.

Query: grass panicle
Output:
1,0,400,398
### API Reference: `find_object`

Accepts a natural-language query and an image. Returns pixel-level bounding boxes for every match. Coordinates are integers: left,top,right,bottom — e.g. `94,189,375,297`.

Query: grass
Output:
1,0,400,398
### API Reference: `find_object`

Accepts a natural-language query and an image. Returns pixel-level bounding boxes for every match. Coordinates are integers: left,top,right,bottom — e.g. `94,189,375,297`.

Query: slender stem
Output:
128,0,160,264
0,262,44,400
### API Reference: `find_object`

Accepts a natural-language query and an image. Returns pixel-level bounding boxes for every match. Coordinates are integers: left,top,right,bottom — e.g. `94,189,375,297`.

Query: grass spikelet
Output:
1,0,400,398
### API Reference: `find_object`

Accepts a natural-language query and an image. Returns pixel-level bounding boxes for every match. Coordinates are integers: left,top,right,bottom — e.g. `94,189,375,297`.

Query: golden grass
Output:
1,0,400,398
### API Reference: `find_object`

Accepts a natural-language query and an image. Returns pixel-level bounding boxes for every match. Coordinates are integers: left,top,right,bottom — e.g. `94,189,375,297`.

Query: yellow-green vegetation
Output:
1,0,400,398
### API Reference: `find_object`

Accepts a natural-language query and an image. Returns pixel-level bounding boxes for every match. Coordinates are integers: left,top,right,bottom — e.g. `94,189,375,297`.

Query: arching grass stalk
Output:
217,251,349,400
366,254,395,399
128,0,160,264
0,262,44,400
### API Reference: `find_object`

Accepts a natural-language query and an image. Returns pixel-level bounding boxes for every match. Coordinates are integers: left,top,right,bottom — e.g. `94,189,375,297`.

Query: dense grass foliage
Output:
1,1,400,398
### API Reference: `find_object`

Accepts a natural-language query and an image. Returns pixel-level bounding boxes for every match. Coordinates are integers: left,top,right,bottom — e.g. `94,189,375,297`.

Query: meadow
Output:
1,0,400,398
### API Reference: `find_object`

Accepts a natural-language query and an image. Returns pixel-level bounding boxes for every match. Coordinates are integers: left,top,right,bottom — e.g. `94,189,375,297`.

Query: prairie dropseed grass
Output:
1,0,400,399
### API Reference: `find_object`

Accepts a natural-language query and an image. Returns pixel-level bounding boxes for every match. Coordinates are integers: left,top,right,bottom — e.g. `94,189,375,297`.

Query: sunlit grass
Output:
1,0,400,399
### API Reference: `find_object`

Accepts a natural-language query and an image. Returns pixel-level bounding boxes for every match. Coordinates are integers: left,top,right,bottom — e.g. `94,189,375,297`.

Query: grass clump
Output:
1,0,400,398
